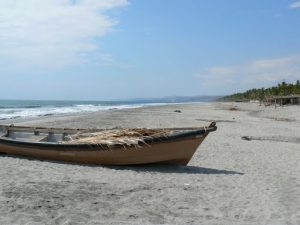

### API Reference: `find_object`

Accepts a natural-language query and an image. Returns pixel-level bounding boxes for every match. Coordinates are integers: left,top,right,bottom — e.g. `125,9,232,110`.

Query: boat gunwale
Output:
0,126,217,151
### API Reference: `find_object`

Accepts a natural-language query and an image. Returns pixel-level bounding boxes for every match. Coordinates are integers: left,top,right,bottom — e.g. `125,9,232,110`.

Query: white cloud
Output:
0,0,128,69
196,55,300,94
288,1,300,9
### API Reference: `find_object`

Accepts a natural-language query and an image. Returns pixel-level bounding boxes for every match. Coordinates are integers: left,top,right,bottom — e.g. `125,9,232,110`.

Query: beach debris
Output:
229,107,239,111
196,119,236,123
267,117,295,122
241,136,251,141
241,135,300,144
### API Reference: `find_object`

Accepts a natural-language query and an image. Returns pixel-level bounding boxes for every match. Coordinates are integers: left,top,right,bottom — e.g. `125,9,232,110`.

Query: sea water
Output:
0,100,154,120
0,97,216,120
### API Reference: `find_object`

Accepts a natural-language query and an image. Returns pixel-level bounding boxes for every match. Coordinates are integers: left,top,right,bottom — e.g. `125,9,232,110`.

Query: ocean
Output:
0,97,217,120
0,100,157,120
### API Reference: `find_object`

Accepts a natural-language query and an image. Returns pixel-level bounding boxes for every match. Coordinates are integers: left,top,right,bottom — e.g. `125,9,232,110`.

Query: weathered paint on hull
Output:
0,136,206,165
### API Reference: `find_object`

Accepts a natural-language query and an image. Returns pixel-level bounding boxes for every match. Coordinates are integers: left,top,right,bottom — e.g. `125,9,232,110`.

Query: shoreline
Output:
4,102,215,128
0,102,299,225
0,102,210,127
7,101,299,128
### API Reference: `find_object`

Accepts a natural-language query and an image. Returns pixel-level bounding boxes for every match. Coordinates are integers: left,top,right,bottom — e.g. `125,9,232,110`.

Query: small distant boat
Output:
0,122,217,165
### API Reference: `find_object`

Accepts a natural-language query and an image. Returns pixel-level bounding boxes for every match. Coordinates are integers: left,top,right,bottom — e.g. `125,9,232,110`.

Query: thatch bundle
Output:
62,128,170,146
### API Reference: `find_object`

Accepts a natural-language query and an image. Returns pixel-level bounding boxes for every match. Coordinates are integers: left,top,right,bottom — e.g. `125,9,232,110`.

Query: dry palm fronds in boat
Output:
62,128,170,146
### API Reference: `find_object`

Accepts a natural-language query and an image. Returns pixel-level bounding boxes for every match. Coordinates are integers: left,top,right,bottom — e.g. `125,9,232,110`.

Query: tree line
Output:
220,80,300,102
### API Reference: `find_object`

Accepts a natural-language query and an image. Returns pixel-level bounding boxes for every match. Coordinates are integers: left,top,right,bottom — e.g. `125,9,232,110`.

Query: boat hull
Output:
0,135,207,165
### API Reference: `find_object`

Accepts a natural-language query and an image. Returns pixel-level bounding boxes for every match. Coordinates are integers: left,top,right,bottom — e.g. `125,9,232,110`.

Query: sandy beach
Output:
0,102,299,225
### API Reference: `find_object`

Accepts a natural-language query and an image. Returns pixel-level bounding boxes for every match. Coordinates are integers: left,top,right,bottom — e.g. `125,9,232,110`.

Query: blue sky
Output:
0,0,300,100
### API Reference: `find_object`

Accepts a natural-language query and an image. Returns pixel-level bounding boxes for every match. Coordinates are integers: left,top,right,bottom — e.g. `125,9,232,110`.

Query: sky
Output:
0,0,300,100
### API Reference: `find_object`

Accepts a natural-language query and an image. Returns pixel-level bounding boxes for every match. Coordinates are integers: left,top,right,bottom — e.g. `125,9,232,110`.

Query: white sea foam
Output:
0,99,205,120
0,103,167,120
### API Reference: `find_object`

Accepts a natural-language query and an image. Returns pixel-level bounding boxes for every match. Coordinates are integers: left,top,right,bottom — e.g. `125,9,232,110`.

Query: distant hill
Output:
121,96,221,104
219,80,300,102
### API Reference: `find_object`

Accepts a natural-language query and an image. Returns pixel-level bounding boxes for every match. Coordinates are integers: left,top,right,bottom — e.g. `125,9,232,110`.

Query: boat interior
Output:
0,123,216,144
0,126,89,143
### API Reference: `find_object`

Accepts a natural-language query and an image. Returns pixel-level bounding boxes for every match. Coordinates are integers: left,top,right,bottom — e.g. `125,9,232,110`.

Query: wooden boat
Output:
0,122,217,165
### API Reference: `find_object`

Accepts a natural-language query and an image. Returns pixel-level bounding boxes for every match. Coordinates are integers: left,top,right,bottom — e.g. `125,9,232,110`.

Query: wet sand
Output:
0,102,299,225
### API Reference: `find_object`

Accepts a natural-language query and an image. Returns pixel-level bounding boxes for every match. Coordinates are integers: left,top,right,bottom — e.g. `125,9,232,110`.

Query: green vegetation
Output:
220,80,300,102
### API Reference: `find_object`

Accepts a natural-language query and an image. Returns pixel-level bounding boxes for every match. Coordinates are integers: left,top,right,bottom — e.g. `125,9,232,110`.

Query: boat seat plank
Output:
16,134,49,142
